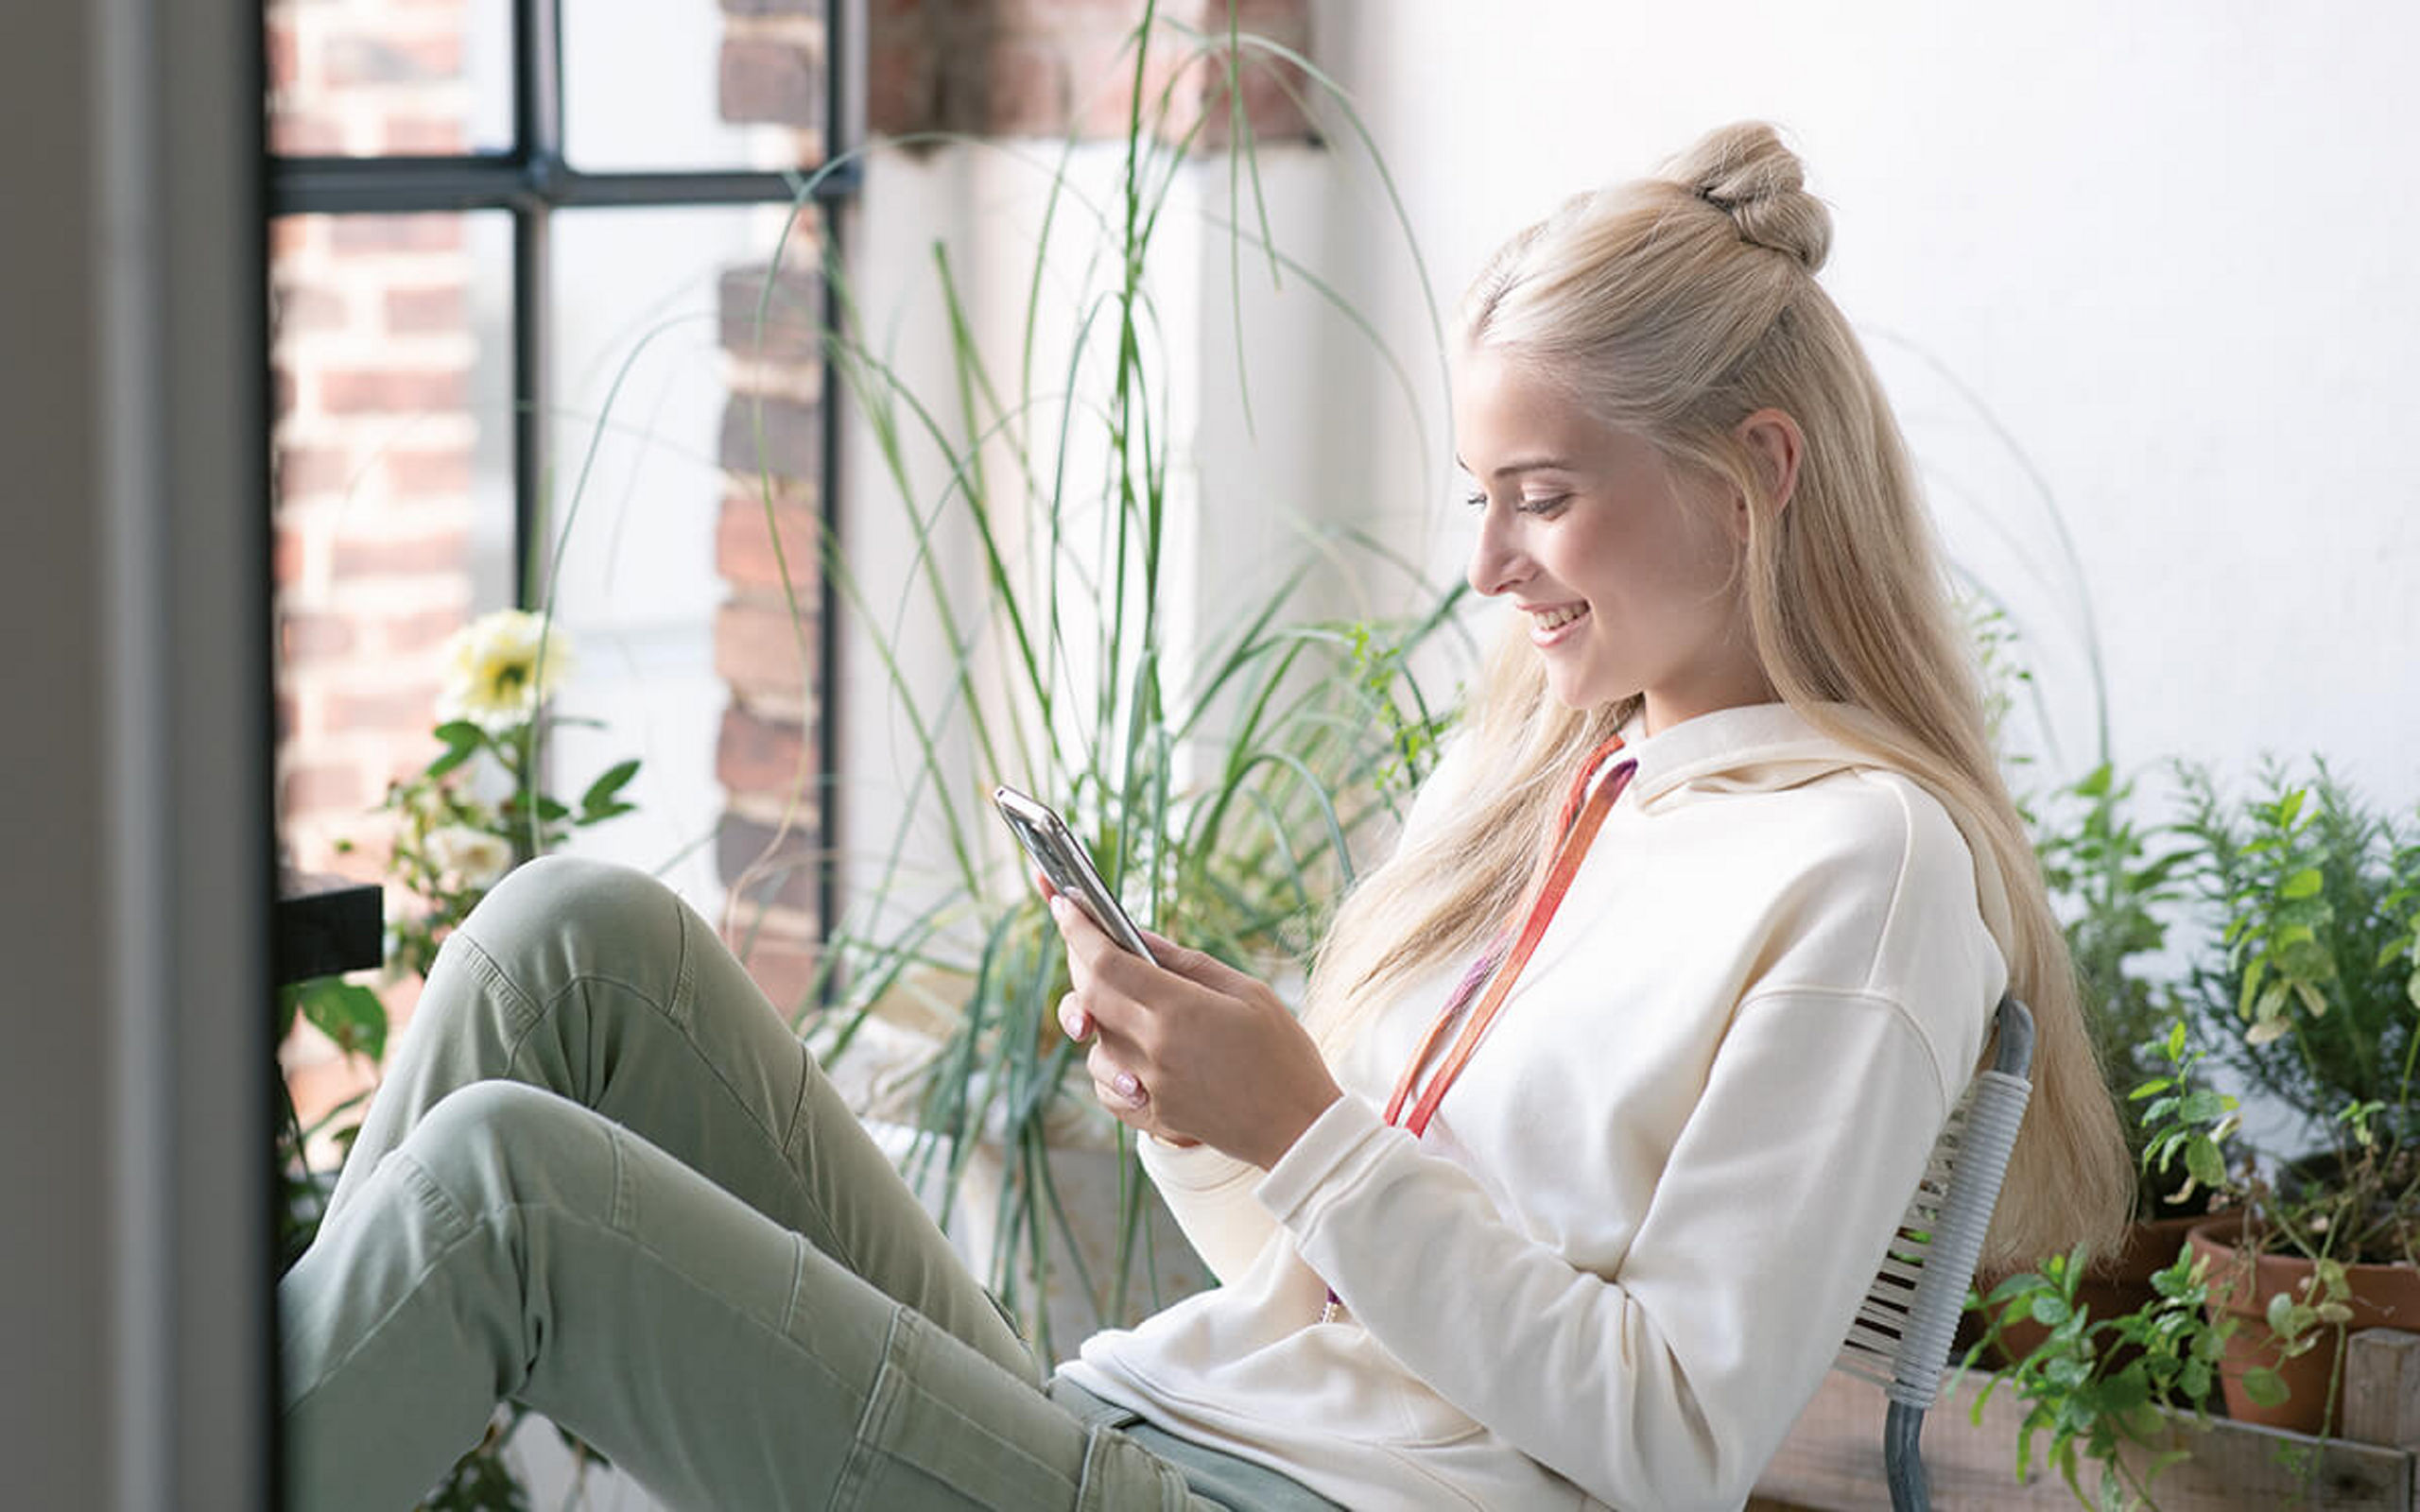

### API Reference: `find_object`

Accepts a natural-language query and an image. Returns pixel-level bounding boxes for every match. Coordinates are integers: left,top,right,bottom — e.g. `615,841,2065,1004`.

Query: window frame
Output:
266,0,854,939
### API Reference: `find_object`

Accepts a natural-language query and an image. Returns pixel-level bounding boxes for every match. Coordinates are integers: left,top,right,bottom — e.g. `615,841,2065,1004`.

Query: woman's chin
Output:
1540,662,1624,713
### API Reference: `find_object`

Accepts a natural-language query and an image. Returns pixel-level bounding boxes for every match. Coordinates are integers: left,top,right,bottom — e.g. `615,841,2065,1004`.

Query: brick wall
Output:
268,0,480,1124
714,1,831,1015
867,0,1314,143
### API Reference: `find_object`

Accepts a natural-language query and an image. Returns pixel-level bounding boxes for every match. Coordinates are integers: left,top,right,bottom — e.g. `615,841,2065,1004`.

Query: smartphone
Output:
993,784,1158,965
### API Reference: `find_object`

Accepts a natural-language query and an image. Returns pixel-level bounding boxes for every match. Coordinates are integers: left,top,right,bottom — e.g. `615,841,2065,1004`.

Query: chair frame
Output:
1835,994,2036,1512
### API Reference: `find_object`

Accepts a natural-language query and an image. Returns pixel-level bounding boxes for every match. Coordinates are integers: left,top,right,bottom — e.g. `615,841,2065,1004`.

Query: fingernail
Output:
1048,896,1070,922
1060,1004,1088,1039
1113,1072,1146,1105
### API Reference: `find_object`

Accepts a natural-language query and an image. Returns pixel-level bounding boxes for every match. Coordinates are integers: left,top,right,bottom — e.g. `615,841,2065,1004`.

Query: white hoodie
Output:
1059,702,2007,1510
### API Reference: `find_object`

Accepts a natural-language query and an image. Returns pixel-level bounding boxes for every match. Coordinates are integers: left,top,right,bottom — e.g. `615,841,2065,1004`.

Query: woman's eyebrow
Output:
1454,455,1580,480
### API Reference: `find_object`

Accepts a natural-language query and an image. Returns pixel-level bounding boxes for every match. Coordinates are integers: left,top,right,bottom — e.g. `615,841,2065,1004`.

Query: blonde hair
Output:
1301,122,2129,1268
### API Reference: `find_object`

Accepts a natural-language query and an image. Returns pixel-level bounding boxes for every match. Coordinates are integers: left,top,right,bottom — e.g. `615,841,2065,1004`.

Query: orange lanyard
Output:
1321,735,1632,1322
1382,734,1634,1139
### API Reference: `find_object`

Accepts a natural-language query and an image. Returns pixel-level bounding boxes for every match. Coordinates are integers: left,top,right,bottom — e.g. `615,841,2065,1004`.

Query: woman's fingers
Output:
1050,894,1160,1006
1133,926,1267,1001
1056,991,1091,1041
1086,1040,1150,1112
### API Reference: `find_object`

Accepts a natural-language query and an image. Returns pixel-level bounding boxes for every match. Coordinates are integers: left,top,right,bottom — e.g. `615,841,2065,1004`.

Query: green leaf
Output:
2185,1138,2227,1191
579,758,642,816
2178,1089,2227,1124
426,722,485,779
2029,1294,2072,1327
2099,1369,2149,1414
2280,867,2325,900
296,978,388,1064
2255,980,2290,1021
2266,1292,2307,1338
2240,1367,2291,1408
1983,1272,2047,1307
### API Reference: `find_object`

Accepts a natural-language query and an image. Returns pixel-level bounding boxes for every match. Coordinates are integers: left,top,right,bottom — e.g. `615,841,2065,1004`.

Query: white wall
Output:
838,137,1344,931
1305,0,2420,813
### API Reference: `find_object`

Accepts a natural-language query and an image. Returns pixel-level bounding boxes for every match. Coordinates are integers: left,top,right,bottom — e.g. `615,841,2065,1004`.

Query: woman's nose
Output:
1466,509,1528,598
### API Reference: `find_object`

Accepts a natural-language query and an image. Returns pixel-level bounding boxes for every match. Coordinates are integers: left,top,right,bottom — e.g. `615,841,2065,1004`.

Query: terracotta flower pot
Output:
1981,1213,2204,1368
2187,1214,2420,1435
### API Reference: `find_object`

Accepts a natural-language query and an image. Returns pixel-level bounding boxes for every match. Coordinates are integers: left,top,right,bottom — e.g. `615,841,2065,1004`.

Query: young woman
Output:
281,122,2130,1511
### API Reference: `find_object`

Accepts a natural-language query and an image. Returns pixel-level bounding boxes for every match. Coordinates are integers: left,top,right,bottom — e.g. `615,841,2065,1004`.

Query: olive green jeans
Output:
279,855,1334,1511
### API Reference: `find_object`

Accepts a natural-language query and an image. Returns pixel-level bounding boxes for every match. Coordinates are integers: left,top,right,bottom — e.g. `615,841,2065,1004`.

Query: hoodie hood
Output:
1615,700,2017,958
1621,700,1882,805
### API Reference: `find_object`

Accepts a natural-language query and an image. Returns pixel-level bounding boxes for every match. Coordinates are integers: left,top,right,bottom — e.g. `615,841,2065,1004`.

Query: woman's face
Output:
1454,345,1769,732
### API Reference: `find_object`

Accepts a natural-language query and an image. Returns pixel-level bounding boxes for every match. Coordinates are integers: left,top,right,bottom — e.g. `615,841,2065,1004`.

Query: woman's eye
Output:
1517,494,1570,516
1462,490,1490,511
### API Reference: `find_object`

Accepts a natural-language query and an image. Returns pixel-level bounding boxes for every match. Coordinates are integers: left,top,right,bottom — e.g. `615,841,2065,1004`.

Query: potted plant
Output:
2159,761,2420,1435
1964,1234,2238,1508
1966,747,2201,1383
745,6,1465,1360
1960,1013,2260,1510
2039,760,2206,1229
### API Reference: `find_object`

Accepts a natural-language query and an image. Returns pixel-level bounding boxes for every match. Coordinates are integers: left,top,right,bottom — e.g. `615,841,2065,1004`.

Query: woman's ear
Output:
1731,409,1805,536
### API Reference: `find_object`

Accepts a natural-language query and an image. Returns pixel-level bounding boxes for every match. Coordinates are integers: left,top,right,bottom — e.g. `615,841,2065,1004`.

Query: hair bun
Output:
1668,121,1831,273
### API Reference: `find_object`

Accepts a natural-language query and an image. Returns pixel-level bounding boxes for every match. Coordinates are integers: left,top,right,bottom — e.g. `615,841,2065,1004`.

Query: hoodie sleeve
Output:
1134,1135,1271,1286
1256,988,1958,1510
1132,734,1478,1287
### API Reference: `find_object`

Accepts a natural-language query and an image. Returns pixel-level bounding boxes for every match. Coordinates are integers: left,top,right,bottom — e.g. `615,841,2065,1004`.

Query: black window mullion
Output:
510,207,548,611
268,161,858,217
816,0,848,972
266,0,854,952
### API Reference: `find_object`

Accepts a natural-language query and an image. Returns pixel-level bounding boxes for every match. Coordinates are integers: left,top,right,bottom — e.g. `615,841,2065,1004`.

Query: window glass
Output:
542,204,821,919
562,0,821,172
270,210,516,878
265,0,512,158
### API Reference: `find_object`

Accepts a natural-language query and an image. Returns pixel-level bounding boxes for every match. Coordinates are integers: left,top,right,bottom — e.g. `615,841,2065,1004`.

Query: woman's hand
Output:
1046,889,1342,1171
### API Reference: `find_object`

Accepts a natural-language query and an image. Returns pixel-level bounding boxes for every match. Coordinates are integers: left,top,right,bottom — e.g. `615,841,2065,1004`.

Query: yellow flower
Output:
436,610,575,735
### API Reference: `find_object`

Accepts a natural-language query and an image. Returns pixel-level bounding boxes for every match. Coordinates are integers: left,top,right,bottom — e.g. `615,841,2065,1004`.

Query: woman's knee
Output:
469,853,678,947
450,854,690,1009
405,1079,612,1218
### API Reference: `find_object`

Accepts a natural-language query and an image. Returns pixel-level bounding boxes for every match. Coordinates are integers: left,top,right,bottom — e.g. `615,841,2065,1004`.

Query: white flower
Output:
424,825,512,890
436,610,576,736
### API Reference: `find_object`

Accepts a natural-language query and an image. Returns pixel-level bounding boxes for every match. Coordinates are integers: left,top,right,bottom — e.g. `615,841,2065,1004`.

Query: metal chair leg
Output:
1884,1400,1928,1512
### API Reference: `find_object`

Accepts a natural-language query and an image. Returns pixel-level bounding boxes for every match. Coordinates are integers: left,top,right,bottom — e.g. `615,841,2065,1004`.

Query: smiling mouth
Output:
1530,603,1589,631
